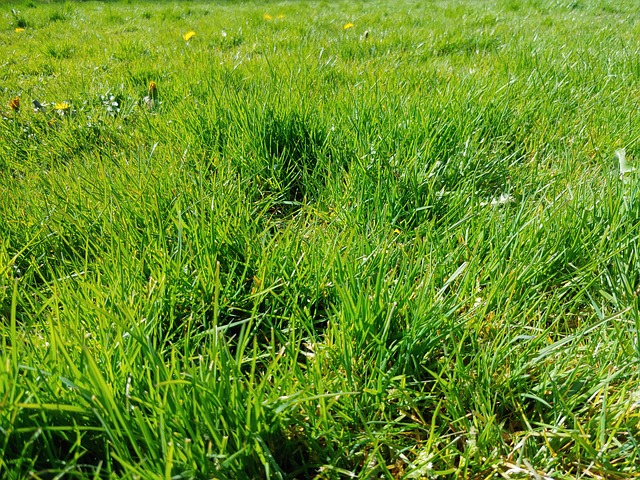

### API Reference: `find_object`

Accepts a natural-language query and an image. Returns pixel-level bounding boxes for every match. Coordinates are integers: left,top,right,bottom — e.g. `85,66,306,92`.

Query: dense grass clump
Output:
2,0,640,478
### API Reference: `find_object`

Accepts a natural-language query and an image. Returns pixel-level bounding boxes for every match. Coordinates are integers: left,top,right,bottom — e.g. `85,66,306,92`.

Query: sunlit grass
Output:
2,0,640,478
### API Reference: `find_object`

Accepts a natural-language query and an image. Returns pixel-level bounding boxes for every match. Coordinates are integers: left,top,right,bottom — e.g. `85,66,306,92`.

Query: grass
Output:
2,0,640,477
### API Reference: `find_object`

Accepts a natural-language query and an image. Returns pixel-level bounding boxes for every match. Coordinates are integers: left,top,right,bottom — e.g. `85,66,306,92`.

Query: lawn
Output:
2,0,640,478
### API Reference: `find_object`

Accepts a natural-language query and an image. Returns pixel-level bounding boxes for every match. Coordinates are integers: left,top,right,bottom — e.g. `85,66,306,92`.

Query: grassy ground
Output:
2,0,640,478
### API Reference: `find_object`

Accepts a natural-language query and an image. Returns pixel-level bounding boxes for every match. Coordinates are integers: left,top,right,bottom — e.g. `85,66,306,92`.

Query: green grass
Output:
2,0,640,477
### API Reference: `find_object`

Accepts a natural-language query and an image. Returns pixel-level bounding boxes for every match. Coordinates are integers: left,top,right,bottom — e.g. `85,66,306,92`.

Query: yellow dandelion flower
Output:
55,102,70,111
263,13,273,21
183,31,196,41
9,97,19,112
15,28,25,33
277,14,285,19
343,22,355,30
144,81,158,109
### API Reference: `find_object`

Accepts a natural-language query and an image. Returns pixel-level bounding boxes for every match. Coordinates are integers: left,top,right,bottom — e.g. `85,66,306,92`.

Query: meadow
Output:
2,0,640,477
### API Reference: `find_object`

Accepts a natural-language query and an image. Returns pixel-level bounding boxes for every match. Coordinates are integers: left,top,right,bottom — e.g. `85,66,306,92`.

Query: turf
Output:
2,0,640,478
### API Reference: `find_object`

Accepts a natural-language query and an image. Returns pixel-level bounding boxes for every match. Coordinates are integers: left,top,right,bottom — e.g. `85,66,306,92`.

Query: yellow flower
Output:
55,102,70,111
277,14,285,19
183,31,196,41
144,81,158,109
9,97,19,112
343,22,355,30
263,13,273,21
15,28,25,33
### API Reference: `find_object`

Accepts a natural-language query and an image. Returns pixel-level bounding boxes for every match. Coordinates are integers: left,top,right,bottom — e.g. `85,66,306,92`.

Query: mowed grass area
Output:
2,0,640,477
